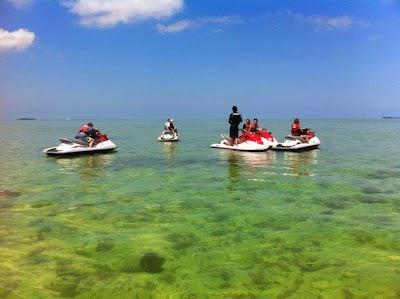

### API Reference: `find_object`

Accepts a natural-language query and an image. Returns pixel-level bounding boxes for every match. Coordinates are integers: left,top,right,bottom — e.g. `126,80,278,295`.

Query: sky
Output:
0,0,399,119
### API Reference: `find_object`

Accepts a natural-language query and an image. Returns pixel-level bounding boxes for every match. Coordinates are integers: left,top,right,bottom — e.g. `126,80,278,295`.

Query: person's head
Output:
253,118,258,125
170,118,174,123
294,118,300,124
245,118,250,124
232,106,238,113
87,122,93,127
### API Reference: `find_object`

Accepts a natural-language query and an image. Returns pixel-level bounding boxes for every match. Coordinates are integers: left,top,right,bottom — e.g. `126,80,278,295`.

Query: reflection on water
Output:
240,151,276,170
226,152,240,192
219,150,276,171
221,151,277,193
54,154,115,179
283,150,319,177
161,142,178,161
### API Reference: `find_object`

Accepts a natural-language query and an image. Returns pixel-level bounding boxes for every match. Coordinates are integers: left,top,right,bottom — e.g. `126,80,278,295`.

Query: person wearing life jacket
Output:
291,119,303,136
228,106,242,146
76,122,98,147
291,118,311,143
242,119,251,132
163,118,178,137
249,118,261,133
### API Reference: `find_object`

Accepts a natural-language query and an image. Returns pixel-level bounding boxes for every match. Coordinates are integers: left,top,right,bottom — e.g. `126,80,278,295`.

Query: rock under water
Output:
0,190,21,198
139,252,165,273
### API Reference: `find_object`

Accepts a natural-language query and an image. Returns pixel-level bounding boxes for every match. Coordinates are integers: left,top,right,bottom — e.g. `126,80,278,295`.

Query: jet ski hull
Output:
158,136,179,142
272,143,320,152
44,140,117,156
271,136,320,152
211,141,270,152
158,132,179,142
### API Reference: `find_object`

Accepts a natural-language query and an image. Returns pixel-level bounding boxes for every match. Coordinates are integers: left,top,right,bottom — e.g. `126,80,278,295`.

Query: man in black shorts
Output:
228,105,242,146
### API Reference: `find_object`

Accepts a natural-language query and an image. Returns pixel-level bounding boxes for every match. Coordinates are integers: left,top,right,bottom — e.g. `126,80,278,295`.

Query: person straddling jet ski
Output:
242,119,251,132
249,119,273,135
240,118,275,142
291,118,314,143
75,122,99,148
249,118,262,133
163,118,178,137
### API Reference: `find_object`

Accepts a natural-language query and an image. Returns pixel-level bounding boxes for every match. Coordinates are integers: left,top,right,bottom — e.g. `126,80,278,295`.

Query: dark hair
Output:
294,118,299,124
87,122,93,127
232,106,238,112
253,118,258,122
246,118,250,123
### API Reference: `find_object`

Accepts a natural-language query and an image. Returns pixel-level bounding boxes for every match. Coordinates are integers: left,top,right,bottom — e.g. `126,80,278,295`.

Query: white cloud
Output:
6,0,32,9
289,11,369,29
61,0,184,28
302,15,353,28
157,19,195,33
157,16,242,33
0,28,36,52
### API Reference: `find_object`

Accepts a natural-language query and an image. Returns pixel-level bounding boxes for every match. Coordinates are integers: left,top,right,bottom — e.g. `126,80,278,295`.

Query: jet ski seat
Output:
60,138,89,146
286,135,307,143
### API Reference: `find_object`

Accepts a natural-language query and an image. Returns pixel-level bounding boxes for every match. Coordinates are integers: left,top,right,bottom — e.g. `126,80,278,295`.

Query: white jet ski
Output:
44,137,117,156
210,134,270,152
272,135,320,152
158,131,179,142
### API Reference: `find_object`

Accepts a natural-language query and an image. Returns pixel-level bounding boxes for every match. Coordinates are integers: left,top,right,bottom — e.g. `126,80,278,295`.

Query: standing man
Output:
228,105,242,146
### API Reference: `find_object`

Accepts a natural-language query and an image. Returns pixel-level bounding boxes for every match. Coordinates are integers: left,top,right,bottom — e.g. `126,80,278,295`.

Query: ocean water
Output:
0,119,399,298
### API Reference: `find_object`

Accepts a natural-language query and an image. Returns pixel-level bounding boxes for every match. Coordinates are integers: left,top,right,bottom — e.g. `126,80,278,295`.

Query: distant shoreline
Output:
17,118,36,121
382,116,400,119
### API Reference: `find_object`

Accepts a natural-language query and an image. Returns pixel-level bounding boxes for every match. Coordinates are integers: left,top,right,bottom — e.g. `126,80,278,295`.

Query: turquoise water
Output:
0,119,399,298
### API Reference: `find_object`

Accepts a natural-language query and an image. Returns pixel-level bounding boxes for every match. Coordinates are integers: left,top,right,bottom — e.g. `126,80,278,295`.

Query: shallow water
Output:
0,119,399,298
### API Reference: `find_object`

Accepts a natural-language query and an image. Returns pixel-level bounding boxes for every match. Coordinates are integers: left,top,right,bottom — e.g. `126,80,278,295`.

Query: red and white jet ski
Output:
211,130,277,152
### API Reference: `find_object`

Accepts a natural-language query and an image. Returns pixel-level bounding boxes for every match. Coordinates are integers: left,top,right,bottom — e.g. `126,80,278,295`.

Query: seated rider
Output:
242,119,251,132
291,118,303,136
76,122,98,147
291,118,310,142
164,118,178,137
249,118,261,133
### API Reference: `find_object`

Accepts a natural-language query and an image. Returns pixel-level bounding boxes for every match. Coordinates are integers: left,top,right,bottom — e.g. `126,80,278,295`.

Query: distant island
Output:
17,118,36,120
382,116,400,119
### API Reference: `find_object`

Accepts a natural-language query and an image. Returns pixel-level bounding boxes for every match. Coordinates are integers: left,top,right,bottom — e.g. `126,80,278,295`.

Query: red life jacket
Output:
291,123,301,136
79,124,91,133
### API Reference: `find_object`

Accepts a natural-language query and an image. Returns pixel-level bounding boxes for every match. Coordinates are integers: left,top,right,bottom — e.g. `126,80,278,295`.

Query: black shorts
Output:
230,126,239,138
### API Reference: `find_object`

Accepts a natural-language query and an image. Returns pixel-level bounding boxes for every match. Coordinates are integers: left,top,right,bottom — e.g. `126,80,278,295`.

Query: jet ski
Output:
158,131,179,142
44,133,117,156
210,132,273,152
272,133,320,152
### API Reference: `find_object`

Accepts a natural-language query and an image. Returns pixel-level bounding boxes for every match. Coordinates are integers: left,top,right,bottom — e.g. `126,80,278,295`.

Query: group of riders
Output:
75,107,312,148
75,119,179,147
228,105,313,146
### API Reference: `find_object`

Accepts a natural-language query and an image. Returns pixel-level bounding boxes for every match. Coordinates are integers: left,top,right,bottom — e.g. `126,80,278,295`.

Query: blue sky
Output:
0,0,399,119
